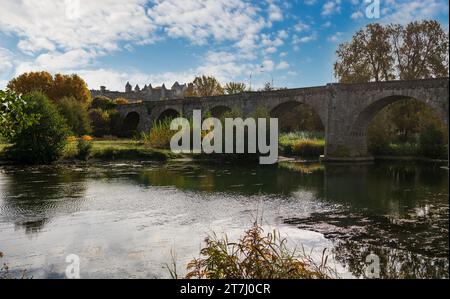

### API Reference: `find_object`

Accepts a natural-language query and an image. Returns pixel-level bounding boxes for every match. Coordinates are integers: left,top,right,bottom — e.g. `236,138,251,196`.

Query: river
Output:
0,160,448,278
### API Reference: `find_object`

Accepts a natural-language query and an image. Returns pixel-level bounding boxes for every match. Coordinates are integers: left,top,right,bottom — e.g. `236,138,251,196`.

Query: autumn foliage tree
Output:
7,71,92,106
190,75,224,97
334,20,449,83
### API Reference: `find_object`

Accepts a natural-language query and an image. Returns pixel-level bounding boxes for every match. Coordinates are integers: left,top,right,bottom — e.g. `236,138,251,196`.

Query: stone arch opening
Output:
122,111,140,137
210,105,231,118
157,109,180,123
352,95,448,157
270,101,325,133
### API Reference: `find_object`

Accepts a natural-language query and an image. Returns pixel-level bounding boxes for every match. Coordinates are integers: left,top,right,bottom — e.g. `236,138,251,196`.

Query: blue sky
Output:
0,0,448,91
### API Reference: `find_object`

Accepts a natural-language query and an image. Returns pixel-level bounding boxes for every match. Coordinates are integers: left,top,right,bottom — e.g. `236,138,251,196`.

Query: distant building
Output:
90,81,188,102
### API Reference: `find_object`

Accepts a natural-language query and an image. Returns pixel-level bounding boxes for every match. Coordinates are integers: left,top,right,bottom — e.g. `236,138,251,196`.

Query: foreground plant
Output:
169,222,336,279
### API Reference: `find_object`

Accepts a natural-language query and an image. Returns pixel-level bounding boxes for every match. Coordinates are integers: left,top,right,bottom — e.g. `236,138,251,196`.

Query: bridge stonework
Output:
116,78,449,161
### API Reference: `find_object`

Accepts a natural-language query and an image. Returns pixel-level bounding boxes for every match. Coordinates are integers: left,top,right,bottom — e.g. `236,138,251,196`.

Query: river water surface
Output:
0,161,448,278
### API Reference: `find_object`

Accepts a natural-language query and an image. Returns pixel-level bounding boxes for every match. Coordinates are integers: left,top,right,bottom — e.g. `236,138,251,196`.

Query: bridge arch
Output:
351,94,449,136
156,108,181,123
122,111,140,137
210,105,231,118
270,101,325,133
347,93,449,157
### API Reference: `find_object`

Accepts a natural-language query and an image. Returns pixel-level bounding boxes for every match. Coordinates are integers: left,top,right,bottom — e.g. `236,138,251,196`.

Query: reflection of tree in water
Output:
333,241,449,279
1,166,88,234
134,162,326,196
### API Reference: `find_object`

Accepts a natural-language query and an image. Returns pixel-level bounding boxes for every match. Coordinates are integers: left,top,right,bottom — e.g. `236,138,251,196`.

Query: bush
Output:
91,96,116,110
143,119,174,149
292,139,325,157
57,97,92,136
168,222,334,279
6,92,69,164
77,139,93,161
89,108,111,137
420,124,446,159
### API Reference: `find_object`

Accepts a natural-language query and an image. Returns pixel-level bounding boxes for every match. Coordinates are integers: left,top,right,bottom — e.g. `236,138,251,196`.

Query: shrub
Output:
292,139,325,157
168,222,334,279
76,139,93,161
91,96,116,110
419,124,446,159
89,108,111,137
143,119,174,149
5,91,69,164
57,97,92,136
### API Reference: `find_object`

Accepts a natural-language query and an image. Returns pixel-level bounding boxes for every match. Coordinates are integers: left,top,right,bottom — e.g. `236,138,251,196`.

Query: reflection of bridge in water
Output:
117,78,449,161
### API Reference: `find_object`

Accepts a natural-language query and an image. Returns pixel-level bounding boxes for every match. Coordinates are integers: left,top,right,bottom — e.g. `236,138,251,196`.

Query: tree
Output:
334,23,394,83
7,72,92,106
89,108,111,137
51,74,92,106
91,96,116,110
0,90,39,140
389,20,449,80
334,20,449,83
5,91,69,164
262,82,274,91
57,97,92,136
191,76,224,97
225,82,246,94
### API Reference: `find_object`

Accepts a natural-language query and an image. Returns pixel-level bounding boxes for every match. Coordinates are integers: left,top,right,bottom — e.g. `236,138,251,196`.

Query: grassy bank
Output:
0,139,179,164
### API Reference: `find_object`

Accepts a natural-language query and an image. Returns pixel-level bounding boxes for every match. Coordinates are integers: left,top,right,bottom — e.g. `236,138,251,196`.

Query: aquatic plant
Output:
168,222,335,279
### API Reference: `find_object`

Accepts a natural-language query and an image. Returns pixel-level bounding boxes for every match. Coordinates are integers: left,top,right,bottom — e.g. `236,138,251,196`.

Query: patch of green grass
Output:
63,139,179,161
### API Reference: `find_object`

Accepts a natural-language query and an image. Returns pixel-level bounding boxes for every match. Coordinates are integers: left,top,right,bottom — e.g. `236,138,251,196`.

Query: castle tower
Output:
125,82,132,93
135,84,141,92
161,84,166,98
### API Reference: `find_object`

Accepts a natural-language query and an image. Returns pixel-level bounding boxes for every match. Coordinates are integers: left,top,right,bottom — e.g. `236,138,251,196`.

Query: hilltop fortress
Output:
90,81,190,102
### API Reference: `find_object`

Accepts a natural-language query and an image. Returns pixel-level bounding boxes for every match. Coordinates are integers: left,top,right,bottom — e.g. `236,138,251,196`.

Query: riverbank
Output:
0,139,448,165
0,139,180,165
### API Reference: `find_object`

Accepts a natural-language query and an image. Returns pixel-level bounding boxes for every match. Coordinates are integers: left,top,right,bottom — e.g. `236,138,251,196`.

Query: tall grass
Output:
167,222,336,279
279,131,325,158
142,119,175,149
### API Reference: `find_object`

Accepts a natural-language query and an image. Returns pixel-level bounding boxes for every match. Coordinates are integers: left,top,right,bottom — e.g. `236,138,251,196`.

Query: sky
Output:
0,0,448,91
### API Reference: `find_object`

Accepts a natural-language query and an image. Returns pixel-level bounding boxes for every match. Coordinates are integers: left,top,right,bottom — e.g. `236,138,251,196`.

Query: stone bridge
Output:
117,78,449,161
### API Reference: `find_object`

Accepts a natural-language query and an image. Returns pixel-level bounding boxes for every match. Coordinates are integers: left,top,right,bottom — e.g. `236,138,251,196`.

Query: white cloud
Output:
380,0,448,24
268,2,284,22
294,21,311,32
0,0,156,55
327,32,343,42
0,47,14,88
321,0,341,16
351,11,364,20
147,0,267,49
276,61,289,70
